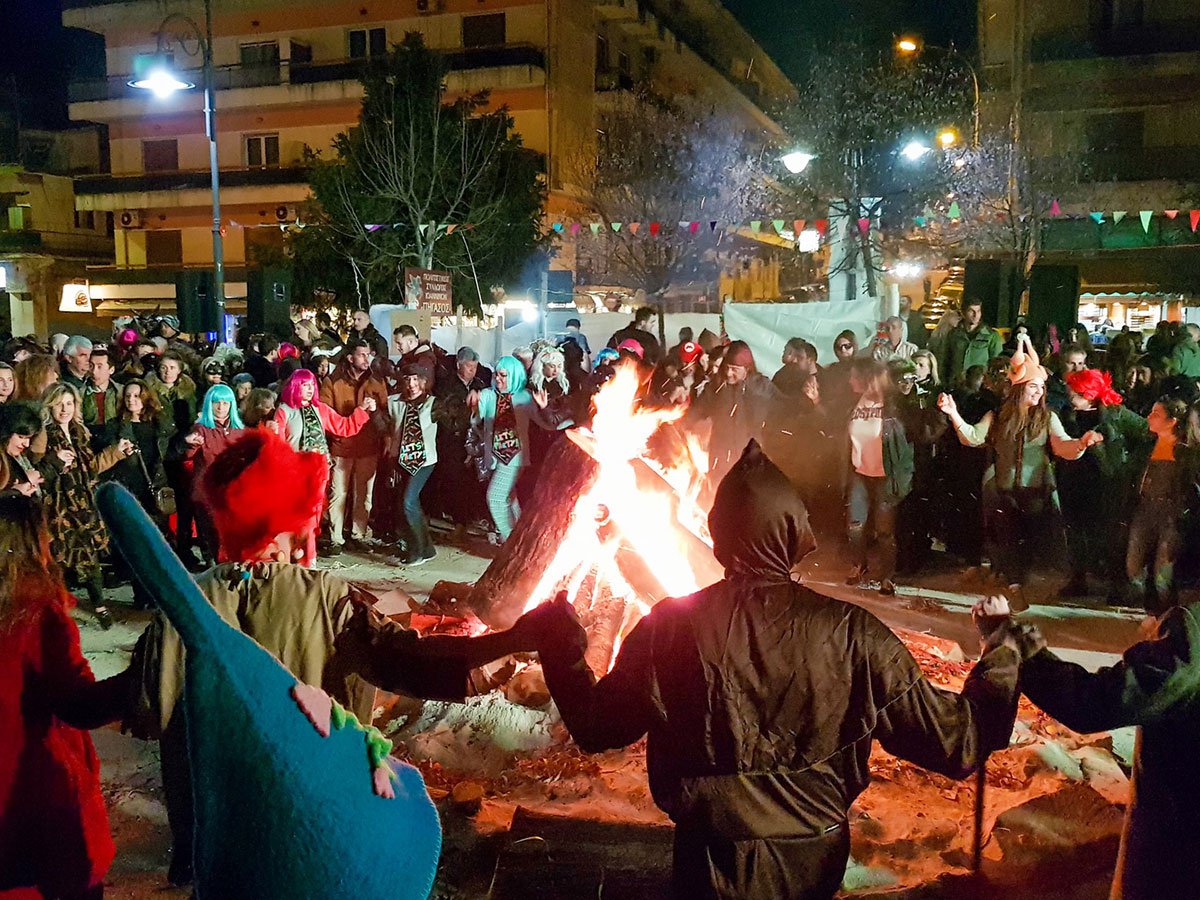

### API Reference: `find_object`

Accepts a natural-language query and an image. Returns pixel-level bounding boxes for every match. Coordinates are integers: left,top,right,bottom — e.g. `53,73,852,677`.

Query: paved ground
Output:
78,533,1149,898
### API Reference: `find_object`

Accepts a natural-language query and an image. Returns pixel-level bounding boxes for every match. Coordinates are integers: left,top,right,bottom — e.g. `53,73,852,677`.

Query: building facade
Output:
979,0,1200,327
62,0,794,319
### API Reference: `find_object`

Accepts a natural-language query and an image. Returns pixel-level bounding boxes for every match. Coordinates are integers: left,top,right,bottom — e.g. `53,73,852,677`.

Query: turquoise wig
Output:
478,356,529,420
198,384,245,429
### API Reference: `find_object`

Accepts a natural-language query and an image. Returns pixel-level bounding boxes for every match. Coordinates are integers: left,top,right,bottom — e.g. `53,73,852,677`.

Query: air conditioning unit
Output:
274,205,297,223
118,210,143,229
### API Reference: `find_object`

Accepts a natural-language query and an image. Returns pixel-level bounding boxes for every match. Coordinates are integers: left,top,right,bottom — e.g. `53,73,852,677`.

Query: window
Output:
642,46,657,69
85,211,96,230
1086,110,1145,152
596,34,609,73
290,41,313,65
349,27,387,59
245,133,281,168
239,41,280,86
133,50,174,80
1099,0,1145,30
462,13,506,48
142,139,179,173
618,51,631,77
145,230,183,265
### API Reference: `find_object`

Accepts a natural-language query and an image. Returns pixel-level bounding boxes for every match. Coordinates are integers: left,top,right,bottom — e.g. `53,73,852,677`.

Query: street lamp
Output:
128,0,225,317
780,150,816,175
900,140,931,162
895,35,981,148
937,127,960,148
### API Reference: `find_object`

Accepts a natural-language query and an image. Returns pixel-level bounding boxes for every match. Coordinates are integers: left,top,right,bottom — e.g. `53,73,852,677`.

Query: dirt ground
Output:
79,536,1143,898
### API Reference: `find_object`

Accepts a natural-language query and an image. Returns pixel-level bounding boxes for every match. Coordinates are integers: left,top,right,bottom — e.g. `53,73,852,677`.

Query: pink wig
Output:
279,367,317,408
278,342,301,361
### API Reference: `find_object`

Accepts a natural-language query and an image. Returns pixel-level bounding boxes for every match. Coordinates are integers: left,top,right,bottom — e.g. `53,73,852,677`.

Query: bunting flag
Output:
1166,210,1180,220
914,215,927,228
649,222,660,236
749,221,762,233
923,204,935,219
710,221,719,233
590,223,601,235
569,222,581,235
611,222,622,232
794,219,806,234
689,221,701,234
628,222,641,235
446,224,458,235
947,201,962,220
1140,211,1154,233
1112,211,1127,224
814,219,829,236
1049,199,1062,217
1090,212,1105,225
551,222,563,233
856,218,870,236
772,219,786,235
1192,210,1200,233
418,223,429,236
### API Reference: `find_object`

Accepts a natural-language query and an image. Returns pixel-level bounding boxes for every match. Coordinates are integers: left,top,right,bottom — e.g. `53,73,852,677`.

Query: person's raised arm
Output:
939,394,992,448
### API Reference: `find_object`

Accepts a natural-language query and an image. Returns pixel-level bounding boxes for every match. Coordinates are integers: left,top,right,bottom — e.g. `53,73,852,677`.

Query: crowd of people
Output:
3,297,1200,899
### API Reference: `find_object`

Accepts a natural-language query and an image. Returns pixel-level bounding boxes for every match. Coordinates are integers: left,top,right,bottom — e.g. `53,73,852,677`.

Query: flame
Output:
524,363,716,670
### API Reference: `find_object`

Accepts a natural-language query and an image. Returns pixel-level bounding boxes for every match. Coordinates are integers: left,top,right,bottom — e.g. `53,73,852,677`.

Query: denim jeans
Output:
397,464,435,555
847,471,897,581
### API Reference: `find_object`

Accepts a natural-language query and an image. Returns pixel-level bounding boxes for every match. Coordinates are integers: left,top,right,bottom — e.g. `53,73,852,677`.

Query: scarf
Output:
397,399,428,475
492,393,520,465
298,404,328,455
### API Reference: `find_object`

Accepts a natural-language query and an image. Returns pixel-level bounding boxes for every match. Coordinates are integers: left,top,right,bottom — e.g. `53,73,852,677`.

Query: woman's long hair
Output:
995,380,1052,446
911,349,940,387
14,354,58,401
278,368,317,409
117,378,164,423
198,383,245,429
530,348,569,394
478,356,530,420
41,381,84,427
0,494,62,629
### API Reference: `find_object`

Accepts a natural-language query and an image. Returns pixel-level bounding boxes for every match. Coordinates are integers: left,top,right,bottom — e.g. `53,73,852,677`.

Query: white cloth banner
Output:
722,301,881,373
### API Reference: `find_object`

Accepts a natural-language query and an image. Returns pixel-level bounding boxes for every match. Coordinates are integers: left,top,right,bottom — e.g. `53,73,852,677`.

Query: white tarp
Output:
722,300,881,373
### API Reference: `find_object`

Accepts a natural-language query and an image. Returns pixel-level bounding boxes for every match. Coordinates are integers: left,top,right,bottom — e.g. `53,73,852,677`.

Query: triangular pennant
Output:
628,222,640,235
611,222,622,232
569,222,581,235
1113,211,1127,224
437,223,449,232
446,224,458,235
649,221,660,236
1165,209,1180,220
856,217,870,236
923,204,935,219
914,216,927,228
689,221,701,234
1191,210,1200,232
418,223,429,236
1090,212,1105,225
794,219,806,234
590,222,601,235
814,219,828,236
678,221,690,231
551,222,564,233
750,220,762,233
1049,199,1062,217
947,201,962,220
773,219,786,234
710,221,719,233
1140,210,1153,233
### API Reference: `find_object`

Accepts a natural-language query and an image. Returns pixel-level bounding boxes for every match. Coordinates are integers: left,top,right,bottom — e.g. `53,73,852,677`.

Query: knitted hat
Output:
1065,368,1124,406
678,341,703,365
95,483,441,899
1007,335,1047,386
199,429,328,564
725,340,756,371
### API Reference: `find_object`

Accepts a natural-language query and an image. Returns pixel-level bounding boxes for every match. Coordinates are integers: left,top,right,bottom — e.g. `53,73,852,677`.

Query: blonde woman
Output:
38,382,130,628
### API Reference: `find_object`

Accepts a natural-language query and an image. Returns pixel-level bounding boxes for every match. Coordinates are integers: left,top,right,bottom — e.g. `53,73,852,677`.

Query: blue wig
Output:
478,356,530,420
198,383,245,429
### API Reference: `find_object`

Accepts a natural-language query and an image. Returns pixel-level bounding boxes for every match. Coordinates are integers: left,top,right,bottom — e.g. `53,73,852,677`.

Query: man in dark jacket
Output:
349,309,389,361
431,346,491,534
1006,606,1200,900
607,307,661,365
534,442,1020,899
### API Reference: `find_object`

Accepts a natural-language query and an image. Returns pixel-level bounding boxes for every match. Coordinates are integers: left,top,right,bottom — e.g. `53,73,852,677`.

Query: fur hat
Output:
1065,368,1124,406
1007,335,1047,386
199,429,329,563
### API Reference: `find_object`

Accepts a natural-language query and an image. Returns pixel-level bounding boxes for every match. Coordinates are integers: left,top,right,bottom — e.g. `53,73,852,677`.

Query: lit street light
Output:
780,150,816,174
895,35,981,148
937,127,959,148
128,0,225,322
900,140,931,162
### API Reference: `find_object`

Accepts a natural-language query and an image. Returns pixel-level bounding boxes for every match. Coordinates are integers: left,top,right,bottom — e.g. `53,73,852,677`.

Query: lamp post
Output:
896,36,981,148
129,0,224,316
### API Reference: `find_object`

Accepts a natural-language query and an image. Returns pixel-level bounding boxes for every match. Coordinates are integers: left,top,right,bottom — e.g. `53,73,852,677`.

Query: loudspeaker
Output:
963,259,1020,329
175,270,220,334
1027,265,1080,340
247,267,292,336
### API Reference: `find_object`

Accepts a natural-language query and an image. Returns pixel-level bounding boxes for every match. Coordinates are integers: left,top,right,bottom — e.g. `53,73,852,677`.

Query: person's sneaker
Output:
327,541,346,556
879,579,896,596
420,545,438,564
94,605,114,630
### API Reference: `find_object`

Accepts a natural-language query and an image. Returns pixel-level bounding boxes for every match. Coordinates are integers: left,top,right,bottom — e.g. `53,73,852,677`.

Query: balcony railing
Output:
68,45,547,104
1088,146,1200,183
74,165,309,195
1031,23,1200,62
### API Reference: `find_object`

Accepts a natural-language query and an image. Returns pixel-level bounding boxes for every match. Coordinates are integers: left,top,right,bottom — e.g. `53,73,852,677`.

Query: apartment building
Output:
980,0,1200,327
62,0,794,315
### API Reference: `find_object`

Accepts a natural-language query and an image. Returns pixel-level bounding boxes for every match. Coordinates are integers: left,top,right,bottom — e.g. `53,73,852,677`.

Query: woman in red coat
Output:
0,494,131,899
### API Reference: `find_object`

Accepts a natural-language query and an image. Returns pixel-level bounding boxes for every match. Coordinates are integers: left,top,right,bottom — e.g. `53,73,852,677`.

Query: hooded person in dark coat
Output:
532,441,1021,899
1004,607,1200,900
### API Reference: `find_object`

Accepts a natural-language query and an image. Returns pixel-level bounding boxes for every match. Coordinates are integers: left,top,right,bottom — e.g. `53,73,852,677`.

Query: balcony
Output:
1032,23,1200,62
68,45,547,104
1088,146,1200,183
74,165,308,196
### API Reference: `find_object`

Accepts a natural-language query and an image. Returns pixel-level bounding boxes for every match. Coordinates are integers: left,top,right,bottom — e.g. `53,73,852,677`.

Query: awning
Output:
1049,246,1200,297
95,299,247,318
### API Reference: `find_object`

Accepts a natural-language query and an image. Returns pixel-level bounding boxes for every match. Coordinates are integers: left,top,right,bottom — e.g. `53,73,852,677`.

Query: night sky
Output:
2,0,976,128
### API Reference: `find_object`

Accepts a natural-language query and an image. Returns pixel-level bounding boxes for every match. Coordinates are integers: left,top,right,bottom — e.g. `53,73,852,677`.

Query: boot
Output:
83,572,114,630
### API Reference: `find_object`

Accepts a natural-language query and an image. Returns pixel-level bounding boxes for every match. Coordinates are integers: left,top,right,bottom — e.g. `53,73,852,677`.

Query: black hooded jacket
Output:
538,441,1021,899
